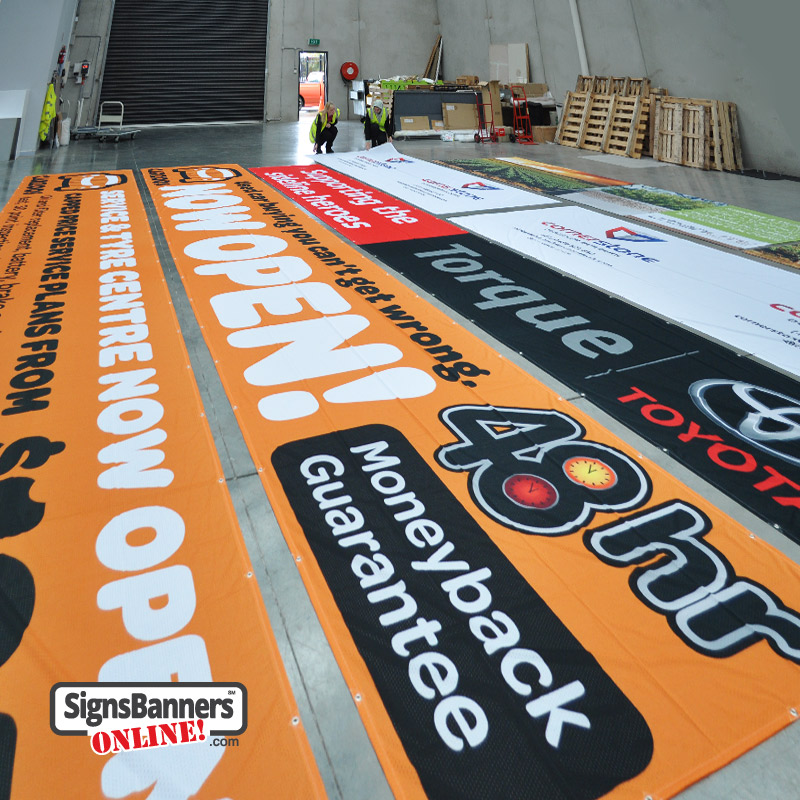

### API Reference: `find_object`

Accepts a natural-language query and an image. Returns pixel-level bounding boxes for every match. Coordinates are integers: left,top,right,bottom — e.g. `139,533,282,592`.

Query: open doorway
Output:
298,51,328,113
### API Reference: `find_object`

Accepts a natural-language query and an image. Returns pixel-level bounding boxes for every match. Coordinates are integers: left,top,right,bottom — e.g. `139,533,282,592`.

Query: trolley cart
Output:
73,101,140,142
509,85,535,145
474,89,498,143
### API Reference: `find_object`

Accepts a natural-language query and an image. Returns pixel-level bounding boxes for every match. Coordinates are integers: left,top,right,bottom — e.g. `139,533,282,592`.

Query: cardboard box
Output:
399,116,430,131
519,83,549,98
456,75,480,85
531,125,557,143
442,102,478,130
431,119,445,131
478,80,504,128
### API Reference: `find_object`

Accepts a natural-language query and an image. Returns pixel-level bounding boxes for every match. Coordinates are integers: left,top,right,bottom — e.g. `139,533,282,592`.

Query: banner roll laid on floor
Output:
315,142,556,215
249,162,800,536
433,156,632,195
251,164,464,245
0,172,325,799
451,205,800,376
145,164,800,800
363,233,800,537
559,184,800,249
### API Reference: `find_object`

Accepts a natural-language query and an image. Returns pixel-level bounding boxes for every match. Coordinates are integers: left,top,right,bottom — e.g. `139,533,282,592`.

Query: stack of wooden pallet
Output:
575,75,652,97
555,82,652,158
367,82,395,117
653,97,742,171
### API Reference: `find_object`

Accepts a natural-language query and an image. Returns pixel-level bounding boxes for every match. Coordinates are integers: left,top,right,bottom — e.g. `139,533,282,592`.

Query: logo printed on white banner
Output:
452,205,800,375
317,143,554,215
605,227,664,244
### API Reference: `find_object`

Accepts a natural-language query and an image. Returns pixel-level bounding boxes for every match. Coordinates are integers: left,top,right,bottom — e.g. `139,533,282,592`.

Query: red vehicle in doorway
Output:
299,71,325,111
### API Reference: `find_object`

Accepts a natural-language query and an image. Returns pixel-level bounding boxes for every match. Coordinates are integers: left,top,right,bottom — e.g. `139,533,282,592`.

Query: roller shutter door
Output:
100,0,267,124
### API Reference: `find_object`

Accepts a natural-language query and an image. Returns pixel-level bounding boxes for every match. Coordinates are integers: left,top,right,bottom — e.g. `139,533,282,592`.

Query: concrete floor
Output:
2,116,800,800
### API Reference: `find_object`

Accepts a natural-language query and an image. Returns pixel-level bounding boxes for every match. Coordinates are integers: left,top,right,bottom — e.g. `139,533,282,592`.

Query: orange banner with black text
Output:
0,172,325,799
144,164,800,800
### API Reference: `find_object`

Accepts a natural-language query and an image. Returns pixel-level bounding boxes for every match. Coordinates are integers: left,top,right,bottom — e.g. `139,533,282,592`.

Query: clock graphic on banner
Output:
502,474,559,509
563,457,618,489
503,457,618,510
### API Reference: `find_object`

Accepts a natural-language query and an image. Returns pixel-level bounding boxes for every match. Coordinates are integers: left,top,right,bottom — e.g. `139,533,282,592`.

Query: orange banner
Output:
0,172,324,798
143,164,800,800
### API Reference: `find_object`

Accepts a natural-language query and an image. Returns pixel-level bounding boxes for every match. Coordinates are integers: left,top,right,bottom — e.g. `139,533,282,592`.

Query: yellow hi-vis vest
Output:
309,108,340,142
367,105,388,131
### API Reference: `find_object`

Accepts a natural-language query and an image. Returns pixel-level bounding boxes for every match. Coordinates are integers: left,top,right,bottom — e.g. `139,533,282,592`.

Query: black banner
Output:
364,234,800,537
272,424,653,800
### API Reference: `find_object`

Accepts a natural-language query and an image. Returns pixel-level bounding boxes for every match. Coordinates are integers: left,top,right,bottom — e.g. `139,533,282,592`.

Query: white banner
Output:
560,186,800,249
452,205,800,375
317,143,555,214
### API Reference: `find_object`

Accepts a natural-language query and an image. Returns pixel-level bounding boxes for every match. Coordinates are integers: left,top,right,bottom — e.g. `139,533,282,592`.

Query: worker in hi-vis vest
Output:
310,102,340,154
363,97,394,150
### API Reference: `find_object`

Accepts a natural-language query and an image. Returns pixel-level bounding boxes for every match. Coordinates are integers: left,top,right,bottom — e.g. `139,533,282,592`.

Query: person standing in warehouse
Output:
311,102,340,154
363,97,394,149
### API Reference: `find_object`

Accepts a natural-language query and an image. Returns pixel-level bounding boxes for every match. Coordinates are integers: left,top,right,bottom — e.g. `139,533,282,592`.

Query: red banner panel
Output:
251,164,462,244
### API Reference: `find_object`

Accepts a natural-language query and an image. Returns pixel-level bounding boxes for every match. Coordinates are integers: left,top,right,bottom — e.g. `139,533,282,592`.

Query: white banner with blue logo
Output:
451,205,800,375
317,143,554,214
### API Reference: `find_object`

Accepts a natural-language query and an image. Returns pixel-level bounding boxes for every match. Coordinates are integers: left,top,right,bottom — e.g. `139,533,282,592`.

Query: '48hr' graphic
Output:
436,404,800,663
436,405,651,535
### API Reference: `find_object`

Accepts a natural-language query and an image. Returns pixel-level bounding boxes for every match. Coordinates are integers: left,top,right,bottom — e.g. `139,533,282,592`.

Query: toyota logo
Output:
689,379,800,467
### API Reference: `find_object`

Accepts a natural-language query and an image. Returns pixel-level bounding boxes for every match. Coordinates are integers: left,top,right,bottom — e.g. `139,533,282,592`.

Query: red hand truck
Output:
509,84,535,144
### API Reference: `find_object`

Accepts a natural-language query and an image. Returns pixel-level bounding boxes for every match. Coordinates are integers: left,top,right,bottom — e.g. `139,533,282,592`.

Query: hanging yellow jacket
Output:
309,108,340,142
39,84,57,142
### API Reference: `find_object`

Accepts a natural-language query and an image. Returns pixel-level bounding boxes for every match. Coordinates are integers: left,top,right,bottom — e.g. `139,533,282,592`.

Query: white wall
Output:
266,0,440,121
2,0,797,174
629,0,799,175
60,0,115,131
0,0,78,157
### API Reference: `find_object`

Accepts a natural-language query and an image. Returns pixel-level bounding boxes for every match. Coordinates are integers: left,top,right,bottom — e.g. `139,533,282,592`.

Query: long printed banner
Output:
453,205,800,376
432,159,800,249
363,232,800,538
747,240,800,270
559,184,800,249
314,142,555,215
251,165,463,244
145,164,800,800
433,156,632,195
0,172,325,799
258,162,800,536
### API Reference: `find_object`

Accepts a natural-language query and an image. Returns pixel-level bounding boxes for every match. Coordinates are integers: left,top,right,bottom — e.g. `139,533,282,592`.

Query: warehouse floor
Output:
2,119,799,800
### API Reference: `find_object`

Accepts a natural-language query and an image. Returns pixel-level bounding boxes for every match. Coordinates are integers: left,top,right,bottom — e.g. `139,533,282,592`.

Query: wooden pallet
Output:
654,100,683,164
642,88,669,156
712,100,743,171
626,78,651,97
555,91,590,147
579,94,615,151
574,75,651,97
557,91,650,158
368,84,395,117
605,95,650,158
593,76,613,94
653,97,743,171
